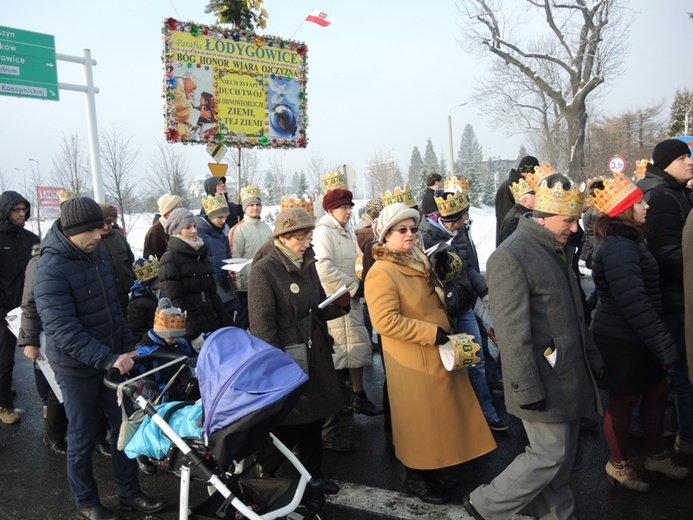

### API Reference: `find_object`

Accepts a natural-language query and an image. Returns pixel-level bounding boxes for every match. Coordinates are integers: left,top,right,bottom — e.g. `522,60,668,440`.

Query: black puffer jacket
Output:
0,191,40,316
127,281,159,343
33,220,133,376
421,218,484,313
159,236,233,339
591,221,676,366
637,164,693,313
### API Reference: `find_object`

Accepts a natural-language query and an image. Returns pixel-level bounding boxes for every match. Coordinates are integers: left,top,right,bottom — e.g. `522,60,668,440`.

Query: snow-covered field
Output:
25,202,498,271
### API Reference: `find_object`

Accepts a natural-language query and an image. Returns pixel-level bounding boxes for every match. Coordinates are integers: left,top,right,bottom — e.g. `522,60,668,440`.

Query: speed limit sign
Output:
608,155,626,173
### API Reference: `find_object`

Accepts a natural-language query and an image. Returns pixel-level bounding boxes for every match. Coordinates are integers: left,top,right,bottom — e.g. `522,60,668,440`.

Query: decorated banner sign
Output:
162,18,308,149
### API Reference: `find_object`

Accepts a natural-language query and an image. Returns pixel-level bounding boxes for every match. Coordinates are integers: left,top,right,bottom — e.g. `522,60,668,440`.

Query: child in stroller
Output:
110,326,327,519
131,298,198,474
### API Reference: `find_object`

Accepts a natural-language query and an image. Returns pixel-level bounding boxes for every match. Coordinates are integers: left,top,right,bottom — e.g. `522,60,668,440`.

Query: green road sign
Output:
0,26,59,101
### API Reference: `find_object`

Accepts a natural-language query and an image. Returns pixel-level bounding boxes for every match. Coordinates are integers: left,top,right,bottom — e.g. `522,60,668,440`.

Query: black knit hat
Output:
61,197,104,237
652,139,691,171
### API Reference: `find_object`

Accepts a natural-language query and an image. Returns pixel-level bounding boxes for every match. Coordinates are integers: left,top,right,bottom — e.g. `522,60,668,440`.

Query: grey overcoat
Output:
487,216,604,422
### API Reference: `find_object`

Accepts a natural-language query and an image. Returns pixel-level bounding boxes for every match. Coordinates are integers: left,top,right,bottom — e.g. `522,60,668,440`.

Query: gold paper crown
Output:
202,194,228,216
444,176,470,194
58,189,74,205
633,159,648,181
380,185,416,208
133,256,160,283
280,194,314,214
448,333,481,369
435,251,463,283
153,305,186,337
510,178,535,202
534,177,584,216
240,185,261,202
525,162,555,190
435,191,470,218
320,171,347,193
586,172,639,216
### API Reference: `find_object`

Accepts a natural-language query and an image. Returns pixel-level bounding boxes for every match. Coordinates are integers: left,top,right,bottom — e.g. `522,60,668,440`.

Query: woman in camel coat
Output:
365,203,495,505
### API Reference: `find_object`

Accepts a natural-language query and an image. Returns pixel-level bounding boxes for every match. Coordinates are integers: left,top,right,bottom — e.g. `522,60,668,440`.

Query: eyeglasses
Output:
392,226,419,235
10,207,28,213
292,235,313,243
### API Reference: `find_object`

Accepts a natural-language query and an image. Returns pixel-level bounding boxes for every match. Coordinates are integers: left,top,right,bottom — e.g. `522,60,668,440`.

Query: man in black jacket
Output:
638,138,693,457
494,156,538,246
420,172,442,215
0,191,40,425
34,197,165,520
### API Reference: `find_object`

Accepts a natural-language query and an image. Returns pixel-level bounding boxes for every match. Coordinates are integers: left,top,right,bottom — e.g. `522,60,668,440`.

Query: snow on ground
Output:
25,202,499,270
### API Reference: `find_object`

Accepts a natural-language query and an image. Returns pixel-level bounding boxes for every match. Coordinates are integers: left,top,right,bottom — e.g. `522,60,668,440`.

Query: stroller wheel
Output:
287,505,327,520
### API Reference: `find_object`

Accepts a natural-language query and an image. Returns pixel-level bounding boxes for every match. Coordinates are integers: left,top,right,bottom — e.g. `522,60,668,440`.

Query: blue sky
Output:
1,0,691,198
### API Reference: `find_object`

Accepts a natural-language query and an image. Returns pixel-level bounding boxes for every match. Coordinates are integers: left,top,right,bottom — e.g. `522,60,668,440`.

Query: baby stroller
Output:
105,327,327,520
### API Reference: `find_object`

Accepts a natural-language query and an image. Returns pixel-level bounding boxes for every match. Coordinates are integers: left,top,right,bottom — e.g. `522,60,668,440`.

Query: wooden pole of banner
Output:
236,147,242,204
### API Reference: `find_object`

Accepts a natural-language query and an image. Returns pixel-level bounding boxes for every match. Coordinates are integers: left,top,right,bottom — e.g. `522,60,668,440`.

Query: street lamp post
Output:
13,168,26,195
447,101,468,178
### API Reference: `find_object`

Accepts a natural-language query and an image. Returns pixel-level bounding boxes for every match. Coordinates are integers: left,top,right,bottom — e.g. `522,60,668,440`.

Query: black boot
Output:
423,468,459,490
351,391,383,416
403,467,447,504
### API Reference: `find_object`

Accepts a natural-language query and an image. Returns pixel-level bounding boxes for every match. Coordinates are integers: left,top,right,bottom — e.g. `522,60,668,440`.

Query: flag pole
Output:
290,19,307,40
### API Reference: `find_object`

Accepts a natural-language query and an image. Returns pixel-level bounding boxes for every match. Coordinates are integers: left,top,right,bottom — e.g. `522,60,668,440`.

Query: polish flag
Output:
306,10,334,27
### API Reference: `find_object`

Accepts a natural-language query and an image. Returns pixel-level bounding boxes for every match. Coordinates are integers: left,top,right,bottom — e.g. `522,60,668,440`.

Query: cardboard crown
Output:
380,185,416,208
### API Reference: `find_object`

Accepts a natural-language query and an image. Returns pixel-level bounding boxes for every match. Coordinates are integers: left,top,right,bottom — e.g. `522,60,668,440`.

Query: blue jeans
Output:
452,309,499,422
475,316,503,383
663,313,693,443
56,372,140,508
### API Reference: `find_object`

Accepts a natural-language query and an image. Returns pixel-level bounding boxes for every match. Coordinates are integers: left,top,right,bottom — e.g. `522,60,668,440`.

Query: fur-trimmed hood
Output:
372,243,446,307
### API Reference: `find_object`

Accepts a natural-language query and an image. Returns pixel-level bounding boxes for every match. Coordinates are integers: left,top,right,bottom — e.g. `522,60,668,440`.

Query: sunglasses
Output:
392,226,419,235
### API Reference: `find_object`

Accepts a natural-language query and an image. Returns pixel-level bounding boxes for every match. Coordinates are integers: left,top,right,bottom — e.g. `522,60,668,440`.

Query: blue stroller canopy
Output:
198,327,308,441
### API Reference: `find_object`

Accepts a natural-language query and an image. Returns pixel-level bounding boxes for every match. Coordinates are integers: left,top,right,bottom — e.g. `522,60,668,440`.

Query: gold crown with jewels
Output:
447,333,481,370
586,172,640,216
153,303,186,338
240,185,261,202
58,189,74,205
444,176,470,194
320,171,347,193
510,178,535,201
380,185,416,208
633,159,648,181
201,194,228,216
133,256,160,283
534,176,584,216
280,194,314,215
435,191,470,217
525,162,555,190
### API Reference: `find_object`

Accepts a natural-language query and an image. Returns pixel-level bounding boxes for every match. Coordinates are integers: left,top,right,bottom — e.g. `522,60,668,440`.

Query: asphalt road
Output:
1,312,692,519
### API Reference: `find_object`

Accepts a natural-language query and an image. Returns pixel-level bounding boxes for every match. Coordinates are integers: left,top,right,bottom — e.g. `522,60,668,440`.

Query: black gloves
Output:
436,327,450,346
519,399,546,411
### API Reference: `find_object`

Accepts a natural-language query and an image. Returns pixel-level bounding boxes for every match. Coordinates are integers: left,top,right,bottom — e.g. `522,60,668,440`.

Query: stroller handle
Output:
103,352,192,391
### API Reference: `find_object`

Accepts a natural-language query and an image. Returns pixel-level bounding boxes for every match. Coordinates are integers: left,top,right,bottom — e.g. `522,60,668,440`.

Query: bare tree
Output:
51,133,92,196
365,151,400,199
148,142,191,207
27,161,45,238
584,103,666,175
101,124,140,235
0,168,8,193
458,0,629,177
305,152,327,192
240,149,261,187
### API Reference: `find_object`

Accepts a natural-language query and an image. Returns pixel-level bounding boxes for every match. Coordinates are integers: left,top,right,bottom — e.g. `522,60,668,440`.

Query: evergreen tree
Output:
669,88,693,136
407,146,424,192
297,170,308,194
264,170,280,205
423,138,439,176
481,158,498,206
457,125,484,204
516,144,528,164
439,149,448,178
